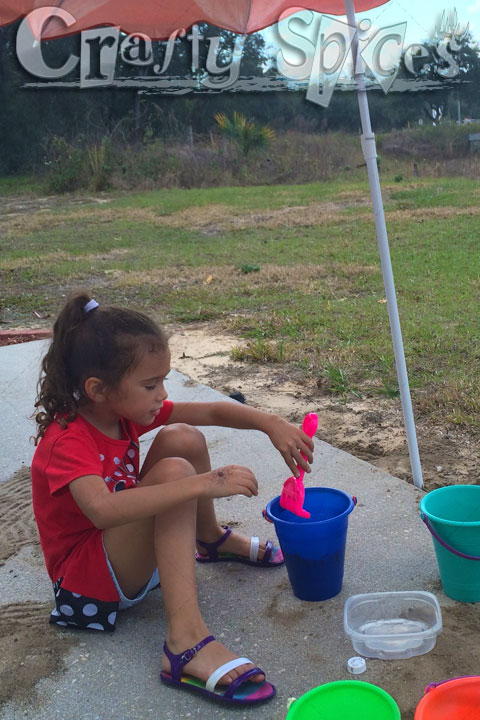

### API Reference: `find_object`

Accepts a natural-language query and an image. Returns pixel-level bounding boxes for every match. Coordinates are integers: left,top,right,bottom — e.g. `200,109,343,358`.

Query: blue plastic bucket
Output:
420,485,480,602
265,487,355,601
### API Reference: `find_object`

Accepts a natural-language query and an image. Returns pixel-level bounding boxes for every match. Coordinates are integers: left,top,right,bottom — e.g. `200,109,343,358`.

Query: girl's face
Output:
107,348,171,426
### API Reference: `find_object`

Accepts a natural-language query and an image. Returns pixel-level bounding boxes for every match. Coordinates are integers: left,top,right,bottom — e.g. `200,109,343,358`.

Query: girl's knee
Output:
154,423,207,457
141,456,196,486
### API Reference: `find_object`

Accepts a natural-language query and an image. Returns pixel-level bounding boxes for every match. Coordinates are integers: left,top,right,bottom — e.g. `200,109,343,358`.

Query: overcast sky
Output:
262,1,478,48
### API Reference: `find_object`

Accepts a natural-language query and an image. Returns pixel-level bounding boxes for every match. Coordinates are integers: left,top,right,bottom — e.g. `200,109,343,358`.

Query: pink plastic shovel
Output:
279,412,318,519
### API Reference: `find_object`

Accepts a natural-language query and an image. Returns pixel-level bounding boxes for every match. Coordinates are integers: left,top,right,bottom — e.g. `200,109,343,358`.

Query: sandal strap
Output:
263,540,273,564
196,526,232,560
249,536,260,562
205,657,252,693
163,635,215,683
196,528,280,566
224,666,265,699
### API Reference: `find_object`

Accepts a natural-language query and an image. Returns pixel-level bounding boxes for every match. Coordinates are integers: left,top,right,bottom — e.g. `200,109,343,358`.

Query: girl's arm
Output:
69,464,257,530
168,401,314,477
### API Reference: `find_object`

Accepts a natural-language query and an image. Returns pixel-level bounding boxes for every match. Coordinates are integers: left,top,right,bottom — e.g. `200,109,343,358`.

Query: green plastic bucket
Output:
286,681,400,720
420,485,480,602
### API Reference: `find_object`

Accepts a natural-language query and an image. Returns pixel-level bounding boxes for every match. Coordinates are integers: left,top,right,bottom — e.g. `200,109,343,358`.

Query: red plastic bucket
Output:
414,676,480,719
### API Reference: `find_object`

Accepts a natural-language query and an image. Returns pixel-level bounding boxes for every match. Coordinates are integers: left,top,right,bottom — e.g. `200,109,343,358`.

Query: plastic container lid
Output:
344,591,442,660
347,657,366,674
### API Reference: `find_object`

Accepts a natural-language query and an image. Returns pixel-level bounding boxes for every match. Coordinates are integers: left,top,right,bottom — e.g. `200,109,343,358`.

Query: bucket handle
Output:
262,508,273,524
421,515,480,561
262,496,357,523
424,676,479,694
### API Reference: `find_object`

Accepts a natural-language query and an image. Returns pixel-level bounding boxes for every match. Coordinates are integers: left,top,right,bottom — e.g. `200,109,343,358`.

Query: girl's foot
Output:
196,525,283,566
196,526,268,561
162,635,264,685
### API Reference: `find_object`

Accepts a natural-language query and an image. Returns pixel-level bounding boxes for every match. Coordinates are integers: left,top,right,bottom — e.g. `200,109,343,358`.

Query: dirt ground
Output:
0,468,78,708
168,323,480,493
1,324,480,717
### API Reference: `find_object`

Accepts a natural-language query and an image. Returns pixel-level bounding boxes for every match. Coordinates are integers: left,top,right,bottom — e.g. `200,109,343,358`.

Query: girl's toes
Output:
227,663,264,684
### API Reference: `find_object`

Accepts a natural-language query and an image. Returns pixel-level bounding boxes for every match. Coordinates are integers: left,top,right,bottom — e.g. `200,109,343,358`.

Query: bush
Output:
379,123,478,161
44,135,113,193
33,125,480,193
40,127,369,193
214,112,275,157
44,136,86,193
86,137,113,192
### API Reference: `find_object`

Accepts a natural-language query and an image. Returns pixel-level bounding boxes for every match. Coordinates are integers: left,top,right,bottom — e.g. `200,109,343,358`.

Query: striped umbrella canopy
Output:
0,1,390,39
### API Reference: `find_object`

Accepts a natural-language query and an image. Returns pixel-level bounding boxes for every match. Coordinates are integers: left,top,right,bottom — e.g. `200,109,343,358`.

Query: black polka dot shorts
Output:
50,578,119,632
49,567,160,632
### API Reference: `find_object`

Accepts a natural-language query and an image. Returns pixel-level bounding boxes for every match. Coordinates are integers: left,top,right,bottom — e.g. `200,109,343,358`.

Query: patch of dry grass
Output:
110,262,378,293
418,380,480,427
387,205,480,223
0,196,372,237
4,184,480,241
0,206,157,237
1,248,130,271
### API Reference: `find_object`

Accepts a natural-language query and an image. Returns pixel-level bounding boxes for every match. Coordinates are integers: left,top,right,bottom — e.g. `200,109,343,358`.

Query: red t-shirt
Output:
31,401,173,602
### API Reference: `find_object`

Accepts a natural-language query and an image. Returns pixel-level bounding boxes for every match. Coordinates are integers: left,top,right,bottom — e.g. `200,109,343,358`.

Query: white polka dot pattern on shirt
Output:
127,448,136,458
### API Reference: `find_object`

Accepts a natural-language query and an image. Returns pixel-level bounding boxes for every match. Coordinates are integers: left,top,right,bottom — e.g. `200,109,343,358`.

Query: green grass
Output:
386,177,480,210
1,174,480,427
95,179,370,215
0,175,44,195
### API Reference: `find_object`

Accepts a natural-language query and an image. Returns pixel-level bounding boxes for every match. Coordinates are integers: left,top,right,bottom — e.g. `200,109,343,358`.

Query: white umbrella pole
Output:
343,0,423,489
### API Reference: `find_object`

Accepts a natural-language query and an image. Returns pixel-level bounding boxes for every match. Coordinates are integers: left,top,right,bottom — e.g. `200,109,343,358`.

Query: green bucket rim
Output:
286,680,401,719
420,486,480,527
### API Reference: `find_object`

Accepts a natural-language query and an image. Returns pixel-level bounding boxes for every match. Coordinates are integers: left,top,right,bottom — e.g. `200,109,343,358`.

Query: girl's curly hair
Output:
34,290,168,443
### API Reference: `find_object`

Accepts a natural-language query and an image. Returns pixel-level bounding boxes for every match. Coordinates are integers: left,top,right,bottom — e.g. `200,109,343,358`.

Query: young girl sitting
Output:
31,291,314,706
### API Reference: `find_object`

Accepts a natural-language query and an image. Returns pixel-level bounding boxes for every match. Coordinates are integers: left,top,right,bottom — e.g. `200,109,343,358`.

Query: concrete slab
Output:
0,340,452,720
0,340,48,482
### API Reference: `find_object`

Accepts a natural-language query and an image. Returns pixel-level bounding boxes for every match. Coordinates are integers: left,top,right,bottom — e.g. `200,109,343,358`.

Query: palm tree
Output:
214,111,275,156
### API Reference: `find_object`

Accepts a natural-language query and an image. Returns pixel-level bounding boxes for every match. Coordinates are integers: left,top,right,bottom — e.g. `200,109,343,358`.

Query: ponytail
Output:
34,290,168,442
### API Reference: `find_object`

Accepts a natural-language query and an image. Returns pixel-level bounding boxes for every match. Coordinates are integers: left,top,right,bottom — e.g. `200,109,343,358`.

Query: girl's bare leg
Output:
141,424,270,559
103,456,262,685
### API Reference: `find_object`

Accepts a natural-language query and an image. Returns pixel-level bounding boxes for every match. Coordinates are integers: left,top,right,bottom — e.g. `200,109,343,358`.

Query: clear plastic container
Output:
344,591,442,660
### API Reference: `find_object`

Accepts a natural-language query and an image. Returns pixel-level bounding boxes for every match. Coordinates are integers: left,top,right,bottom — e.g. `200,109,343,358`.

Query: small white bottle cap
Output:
347,656,366,674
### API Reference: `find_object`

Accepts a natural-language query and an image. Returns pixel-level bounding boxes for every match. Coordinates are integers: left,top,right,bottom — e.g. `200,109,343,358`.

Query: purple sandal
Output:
160,635,276,705
196,526,284,567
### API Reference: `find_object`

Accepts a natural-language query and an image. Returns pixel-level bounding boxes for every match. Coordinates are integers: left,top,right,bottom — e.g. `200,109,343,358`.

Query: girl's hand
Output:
200,465,259,499
265,416,314,477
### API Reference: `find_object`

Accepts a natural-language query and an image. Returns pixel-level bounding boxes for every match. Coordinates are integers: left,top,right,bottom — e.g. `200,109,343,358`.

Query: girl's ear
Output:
83,377,108,403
